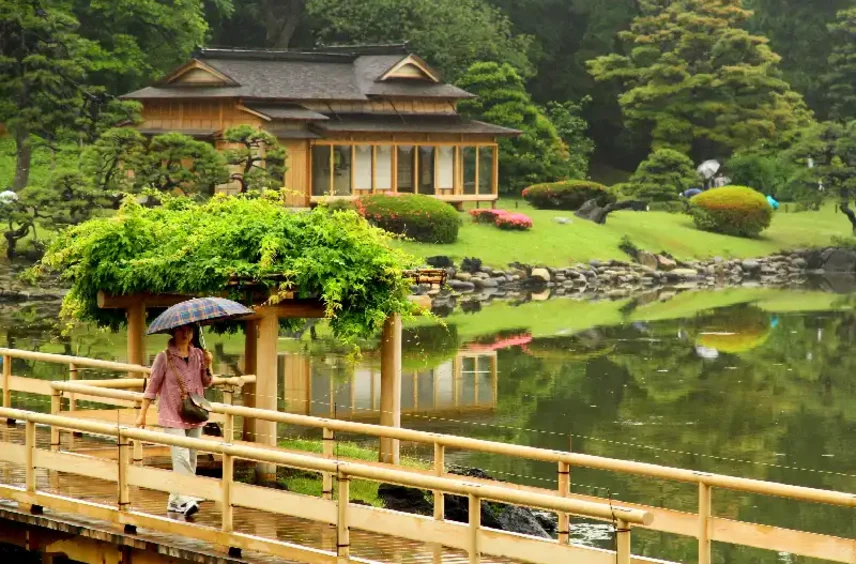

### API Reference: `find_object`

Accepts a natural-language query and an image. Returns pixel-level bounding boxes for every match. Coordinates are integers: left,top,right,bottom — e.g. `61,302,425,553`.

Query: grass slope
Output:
395,199,850,267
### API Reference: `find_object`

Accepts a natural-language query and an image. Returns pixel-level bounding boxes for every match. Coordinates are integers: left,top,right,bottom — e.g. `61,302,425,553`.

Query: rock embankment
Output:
414,248,856,310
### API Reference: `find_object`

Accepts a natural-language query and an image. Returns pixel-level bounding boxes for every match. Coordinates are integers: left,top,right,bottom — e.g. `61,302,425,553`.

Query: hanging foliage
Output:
28,192,418,341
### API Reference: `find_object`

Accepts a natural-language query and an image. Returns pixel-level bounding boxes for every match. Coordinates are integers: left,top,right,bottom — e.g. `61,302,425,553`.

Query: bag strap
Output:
164,349,189,400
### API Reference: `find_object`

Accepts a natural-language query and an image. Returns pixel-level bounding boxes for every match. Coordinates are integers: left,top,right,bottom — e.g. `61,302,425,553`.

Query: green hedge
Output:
521,180,614,210
355,194,461,244
690,186,773,237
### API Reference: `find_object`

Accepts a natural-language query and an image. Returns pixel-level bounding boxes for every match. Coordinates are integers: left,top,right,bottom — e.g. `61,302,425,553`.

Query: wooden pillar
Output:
379,314,401,464
242,320,258,442
126,302,146,376
698,483,712,564
255,310,278,482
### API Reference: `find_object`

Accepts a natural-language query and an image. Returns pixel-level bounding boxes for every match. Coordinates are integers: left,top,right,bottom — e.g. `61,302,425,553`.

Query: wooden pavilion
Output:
120,45,519,207
98,289,403,481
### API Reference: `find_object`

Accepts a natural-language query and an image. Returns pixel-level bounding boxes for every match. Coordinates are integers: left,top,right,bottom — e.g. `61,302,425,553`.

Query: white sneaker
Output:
167,501,183,513
183,502,199,517
167,500,200,517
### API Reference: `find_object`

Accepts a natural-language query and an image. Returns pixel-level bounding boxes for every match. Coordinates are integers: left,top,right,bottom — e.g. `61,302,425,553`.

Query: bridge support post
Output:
698,483,712,564
615,519,630,564
557,461,570,544
126,301,146,378
322,428,334,500
433,443,445,521
50,389,61,451
242,319,258,443
254,310,278,483
2,353,10,409
468,494,481,564
337,473,350,562
379,314,401,464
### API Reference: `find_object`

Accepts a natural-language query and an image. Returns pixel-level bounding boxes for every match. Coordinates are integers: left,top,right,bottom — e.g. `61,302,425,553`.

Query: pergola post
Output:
242,319,259,443
379,313,401,464
126,302,146,376
255,308,279,483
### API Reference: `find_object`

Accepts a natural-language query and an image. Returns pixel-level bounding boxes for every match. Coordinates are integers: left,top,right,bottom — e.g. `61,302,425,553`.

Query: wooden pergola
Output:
97,289,402,481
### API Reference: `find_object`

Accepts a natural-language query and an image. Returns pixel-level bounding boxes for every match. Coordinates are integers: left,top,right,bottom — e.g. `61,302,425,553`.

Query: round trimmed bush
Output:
355,193,461,244
689,186,773,237
522,180,614,210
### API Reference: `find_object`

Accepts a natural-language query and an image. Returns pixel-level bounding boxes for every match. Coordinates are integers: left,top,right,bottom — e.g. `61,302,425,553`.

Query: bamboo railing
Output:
0,407,651,564
1,348,854,564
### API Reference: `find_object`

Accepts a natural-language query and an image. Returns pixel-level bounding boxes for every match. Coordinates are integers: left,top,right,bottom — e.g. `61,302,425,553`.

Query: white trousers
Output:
162,426,202,507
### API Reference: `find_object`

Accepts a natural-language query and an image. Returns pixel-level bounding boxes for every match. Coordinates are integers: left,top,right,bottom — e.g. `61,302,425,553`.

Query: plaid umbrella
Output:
146,297,254,336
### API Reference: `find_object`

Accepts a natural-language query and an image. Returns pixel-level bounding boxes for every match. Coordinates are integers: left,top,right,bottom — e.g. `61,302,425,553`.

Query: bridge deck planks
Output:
0,424,513,564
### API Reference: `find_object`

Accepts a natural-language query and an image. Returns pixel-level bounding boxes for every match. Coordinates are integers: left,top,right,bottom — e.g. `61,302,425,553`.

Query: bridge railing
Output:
0,407,652,564
2,348,854,563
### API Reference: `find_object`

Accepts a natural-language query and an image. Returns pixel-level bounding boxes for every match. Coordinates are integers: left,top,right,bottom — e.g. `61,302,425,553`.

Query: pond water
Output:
1,281,854,563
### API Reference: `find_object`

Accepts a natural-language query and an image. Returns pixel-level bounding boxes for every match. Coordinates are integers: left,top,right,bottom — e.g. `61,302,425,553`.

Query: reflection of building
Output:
282,351,498,420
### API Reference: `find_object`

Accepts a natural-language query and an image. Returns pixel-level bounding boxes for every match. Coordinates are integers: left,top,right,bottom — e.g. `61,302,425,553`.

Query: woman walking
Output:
135,324,213,517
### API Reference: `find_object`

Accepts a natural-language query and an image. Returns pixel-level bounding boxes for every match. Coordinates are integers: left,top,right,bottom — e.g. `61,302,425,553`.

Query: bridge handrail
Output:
0,406,651,525
46,381,855,509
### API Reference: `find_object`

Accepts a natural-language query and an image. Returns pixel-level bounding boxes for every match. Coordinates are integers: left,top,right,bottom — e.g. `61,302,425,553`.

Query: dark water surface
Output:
2,283,854,563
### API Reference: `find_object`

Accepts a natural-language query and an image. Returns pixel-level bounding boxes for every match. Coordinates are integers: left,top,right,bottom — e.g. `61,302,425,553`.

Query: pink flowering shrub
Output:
354,193,460,243
495,212,533,231
469,208,532,231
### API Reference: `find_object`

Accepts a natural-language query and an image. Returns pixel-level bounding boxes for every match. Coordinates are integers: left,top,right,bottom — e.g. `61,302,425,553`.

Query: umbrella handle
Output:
193,324,207,351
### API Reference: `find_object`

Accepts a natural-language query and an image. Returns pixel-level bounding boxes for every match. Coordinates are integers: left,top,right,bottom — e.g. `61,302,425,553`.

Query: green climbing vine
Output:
28,191,418,341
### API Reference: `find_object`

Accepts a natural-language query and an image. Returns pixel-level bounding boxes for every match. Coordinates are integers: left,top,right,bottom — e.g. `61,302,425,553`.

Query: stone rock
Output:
822,248,856,273
447,279,475,292
455,272,473,282
671,268,699,279
531,268,551,282
473,271,490,280
635,251,659,271
408,294,433,310
473,277,499,289
481,266,494,275
531,289,551,301
496,505,550,539
589,259,602,268
461,257,483,273
425,255,454,268
741,259,761,272
656,255,677,271
378,484,433,515
554,217,572,225
792,257,807,268
491,270,506,277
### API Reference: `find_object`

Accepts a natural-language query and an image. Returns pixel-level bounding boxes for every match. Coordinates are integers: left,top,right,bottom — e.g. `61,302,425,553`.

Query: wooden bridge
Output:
0,348,854,564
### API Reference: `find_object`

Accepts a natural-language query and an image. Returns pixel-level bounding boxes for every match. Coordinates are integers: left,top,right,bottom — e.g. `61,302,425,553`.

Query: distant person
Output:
766,195,779,210
136,324,213,517
683,188,703,198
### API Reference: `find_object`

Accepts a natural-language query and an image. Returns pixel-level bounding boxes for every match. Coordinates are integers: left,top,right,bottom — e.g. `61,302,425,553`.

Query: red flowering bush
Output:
495,213,533,230
355,193,461,243
522,180,614,210
689,186,772,237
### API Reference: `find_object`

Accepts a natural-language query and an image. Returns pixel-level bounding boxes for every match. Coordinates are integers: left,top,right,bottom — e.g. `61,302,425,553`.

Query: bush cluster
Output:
468,208,533,231
689,186,773,237
522,180,613,210
355,193,461,244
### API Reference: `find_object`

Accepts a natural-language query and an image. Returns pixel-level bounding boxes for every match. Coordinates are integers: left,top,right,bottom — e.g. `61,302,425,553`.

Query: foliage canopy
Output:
30,192,418,341
690,185,773,237
588,0,814,159
626,149,699,203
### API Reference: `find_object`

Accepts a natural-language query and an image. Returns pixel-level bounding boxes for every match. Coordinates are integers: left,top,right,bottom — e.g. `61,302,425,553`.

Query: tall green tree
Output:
785,121,856,229
746,0,854,119
543,100,594,179
0,0,91,190
457,62,571,194
207,0,309,49
306,0,533,80
625,149,699,203
588,0,814,160
826,8,856,121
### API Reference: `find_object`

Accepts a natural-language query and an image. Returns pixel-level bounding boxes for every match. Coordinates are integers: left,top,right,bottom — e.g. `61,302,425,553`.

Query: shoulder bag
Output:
165,350,211,424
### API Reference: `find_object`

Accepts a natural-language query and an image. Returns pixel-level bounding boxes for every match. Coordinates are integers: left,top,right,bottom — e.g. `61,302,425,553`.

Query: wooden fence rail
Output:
1,349,854,564
0,406,653,564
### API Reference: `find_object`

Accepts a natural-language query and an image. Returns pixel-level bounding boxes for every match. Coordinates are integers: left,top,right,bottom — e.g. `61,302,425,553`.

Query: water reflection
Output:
3,288,855,563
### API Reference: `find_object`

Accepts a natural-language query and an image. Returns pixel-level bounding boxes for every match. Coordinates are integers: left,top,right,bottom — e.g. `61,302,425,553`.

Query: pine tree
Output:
826,8,856,121
457,62,571,194
588,0,814,160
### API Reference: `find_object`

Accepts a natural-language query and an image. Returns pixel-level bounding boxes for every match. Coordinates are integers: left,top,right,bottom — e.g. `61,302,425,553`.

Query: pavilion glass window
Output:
354,145,373,191
375,146,393,190
418,146,435,194
332,145,352,196
397,145,415,193
436,146,455,191
462,147,477,195
311,145,331,196
478,146,495,195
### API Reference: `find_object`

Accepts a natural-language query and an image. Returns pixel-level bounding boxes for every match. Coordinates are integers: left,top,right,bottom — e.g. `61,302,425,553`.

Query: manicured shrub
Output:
522,180,614,210
355,193,461,244
689,186,773,237
469,208,509,224
627,149,699,203
495,213,533,230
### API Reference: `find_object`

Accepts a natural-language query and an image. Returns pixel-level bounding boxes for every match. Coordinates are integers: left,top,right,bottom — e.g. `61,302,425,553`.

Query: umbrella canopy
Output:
146,297,254,335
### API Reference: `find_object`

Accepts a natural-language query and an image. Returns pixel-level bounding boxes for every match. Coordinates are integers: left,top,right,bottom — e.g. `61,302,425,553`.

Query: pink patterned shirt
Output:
143,345,212,429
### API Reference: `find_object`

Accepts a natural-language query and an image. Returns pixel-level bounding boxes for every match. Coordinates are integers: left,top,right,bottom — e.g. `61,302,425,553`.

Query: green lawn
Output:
395,199,851,268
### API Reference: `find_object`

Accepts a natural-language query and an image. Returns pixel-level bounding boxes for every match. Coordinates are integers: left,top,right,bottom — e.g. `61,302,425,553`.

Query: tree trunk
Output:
262,0,305,48
839,202,856,232
574,199,648,225
13,130,32,191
